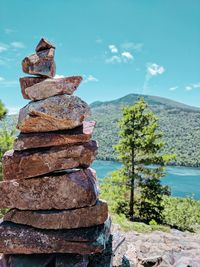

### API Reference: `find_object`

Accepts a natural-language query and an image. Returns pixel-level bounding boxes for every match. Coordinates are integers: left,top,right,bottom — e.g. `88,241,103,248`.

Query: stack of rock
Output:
0,39,112,267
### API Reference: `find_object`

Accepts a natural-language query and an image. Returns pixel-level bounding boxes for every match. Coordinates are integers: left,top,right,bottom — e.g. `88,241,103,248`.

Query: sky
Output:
0,0,200,114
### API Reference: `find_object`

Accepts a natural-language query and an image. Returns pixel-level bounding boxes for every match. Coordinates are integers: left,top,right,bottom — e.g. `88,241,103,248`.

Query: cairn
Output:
0,38,112,266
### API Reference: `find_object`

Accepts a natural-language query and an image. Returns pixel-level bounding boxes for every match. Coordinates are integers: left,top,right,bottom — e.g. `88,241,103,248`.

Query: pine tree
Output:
114,97,175,221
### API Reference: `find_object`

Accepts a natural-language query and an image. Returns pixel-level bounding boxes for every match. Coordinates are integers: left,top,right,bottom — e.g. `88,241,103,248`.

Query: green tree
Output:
0,101,16,180
114,98,175,221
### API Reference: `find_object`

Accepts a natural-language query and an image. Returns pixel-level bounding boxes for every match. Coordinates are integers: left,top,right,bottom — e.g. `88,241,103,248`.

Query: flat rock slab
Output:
0,254,55,267
0,218,111,254
22,76,83,100
14,121,96,151
3,140,97,180
0,168,98,210
20,77,46,99
17,95,91,132
22,48,56,77
4,200,108,230
1,254,89,267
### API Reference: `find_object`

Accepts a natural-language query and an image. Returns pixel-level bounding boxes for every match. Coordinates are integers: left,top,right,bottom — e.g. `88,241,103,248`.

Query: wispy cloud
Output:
121,42,144,52
4,28,15,34
0,78,18,87
105,55,122,64
54,74,64,79
108,44,118,53
106,44,134,64
169,86,178,91
147,63,165,76
121,51,134,62
7,106,20,115
185,83,200,91
10,42,25,49
0,43,9,53
83,75,99,83
143,63,165,93
96,38,103,44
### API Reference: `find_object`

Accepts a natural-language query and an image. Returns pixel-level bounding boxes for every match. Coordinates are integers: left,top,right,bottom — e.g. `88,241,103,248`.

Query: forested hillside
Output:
2,93,200,167
89,94,200,167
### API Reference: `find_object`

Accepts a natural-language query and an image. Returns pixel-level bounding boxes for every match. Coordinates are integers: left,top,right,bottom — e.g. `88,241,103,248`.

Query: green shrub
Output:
162,196,200,231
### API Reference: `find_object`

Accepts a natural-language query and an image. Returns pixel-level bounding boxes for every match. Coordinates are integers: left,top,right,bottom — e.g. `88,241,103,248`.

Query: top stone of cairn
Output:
22,38,56,77
35,38,55,52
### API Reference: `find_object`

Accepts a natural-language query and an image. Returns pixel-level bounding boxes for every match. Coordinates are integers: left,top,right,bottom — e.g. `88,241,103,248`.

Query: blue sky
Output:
0,0,200,114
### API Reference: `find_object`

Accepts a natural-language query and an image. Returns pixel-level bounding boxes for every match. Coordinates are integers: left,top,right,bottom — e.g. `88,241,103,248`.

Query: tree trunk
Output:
129,146,135,221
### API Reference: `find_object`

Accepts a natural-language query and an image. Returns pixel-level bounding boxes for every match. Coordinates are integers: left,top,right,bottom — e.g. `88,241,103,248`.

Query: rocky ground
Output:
113,226,200,267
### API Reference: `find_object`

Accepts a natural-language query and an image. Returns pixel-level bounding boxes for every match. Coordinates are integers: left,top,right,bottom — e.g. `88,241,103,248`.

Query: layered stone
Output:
17,95,91,132
14,121,96,151
36,38,55,52
22,48,56,77
4,200,108,229
0,168,98,210
20,76,83,100
3,140,97,180
0,218,111,254
1,254,89,267
19,77,47,99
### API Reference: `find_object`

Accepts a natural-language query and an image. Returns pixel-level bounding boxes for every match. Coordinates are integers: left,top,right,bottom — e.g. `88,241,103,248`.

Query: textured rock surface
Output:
20,77,47,99
0,168,98,210
121,228,200,267
0,254,89,267
36,38,55,52
17,95,91,132
0,218,111,254
14,121,96,151
22,48,56,77
3,140,97,180
4,200,108,229
23,76,82,100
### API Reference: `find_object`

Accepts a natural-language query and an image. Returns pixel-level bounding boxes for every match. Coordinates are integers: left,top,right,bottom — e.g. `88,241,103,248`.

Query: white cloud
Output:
0,43,8,53
185,86,192,91
54,74,64,79
185,83,200,91
121,51,134,61
10,42,25,49
96,38,103,44
108,44,118,53
4,28,15,34
169,86,178,91
105,55,122,64
143,63,165,93
147,63,165,76
83,75,99,83
121,42,144,52
8,106,20,115
0,79,18,87
192,83,200,89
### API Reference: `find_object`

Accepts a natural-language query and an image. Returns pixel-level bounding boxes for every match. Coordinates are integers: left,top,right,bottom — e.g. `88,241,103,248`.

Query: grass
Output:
112,213,170,233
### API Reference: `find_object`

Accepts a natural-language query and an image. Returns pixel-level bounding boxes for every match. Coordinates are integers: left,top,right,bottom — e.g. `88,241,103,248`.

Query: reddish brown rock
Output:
0,218,111,254
36,38,55,52
14,121,96,151
22,48,56,77
19,77,47,99
0,168,98,210
4,200,108,229
23,76,82,100
17,95,91,132
3,140,98,180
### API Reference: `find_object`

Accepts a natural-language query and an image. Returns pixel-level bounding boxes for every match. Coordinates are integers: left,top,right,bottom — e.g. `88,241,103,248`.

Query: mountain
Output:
2,94,200,167
89,94,200,166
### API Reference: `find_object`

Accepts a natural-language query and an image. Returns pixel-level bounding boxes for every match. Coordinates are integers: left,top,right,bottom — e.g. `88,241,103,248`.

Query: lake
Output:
92,160,200,200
